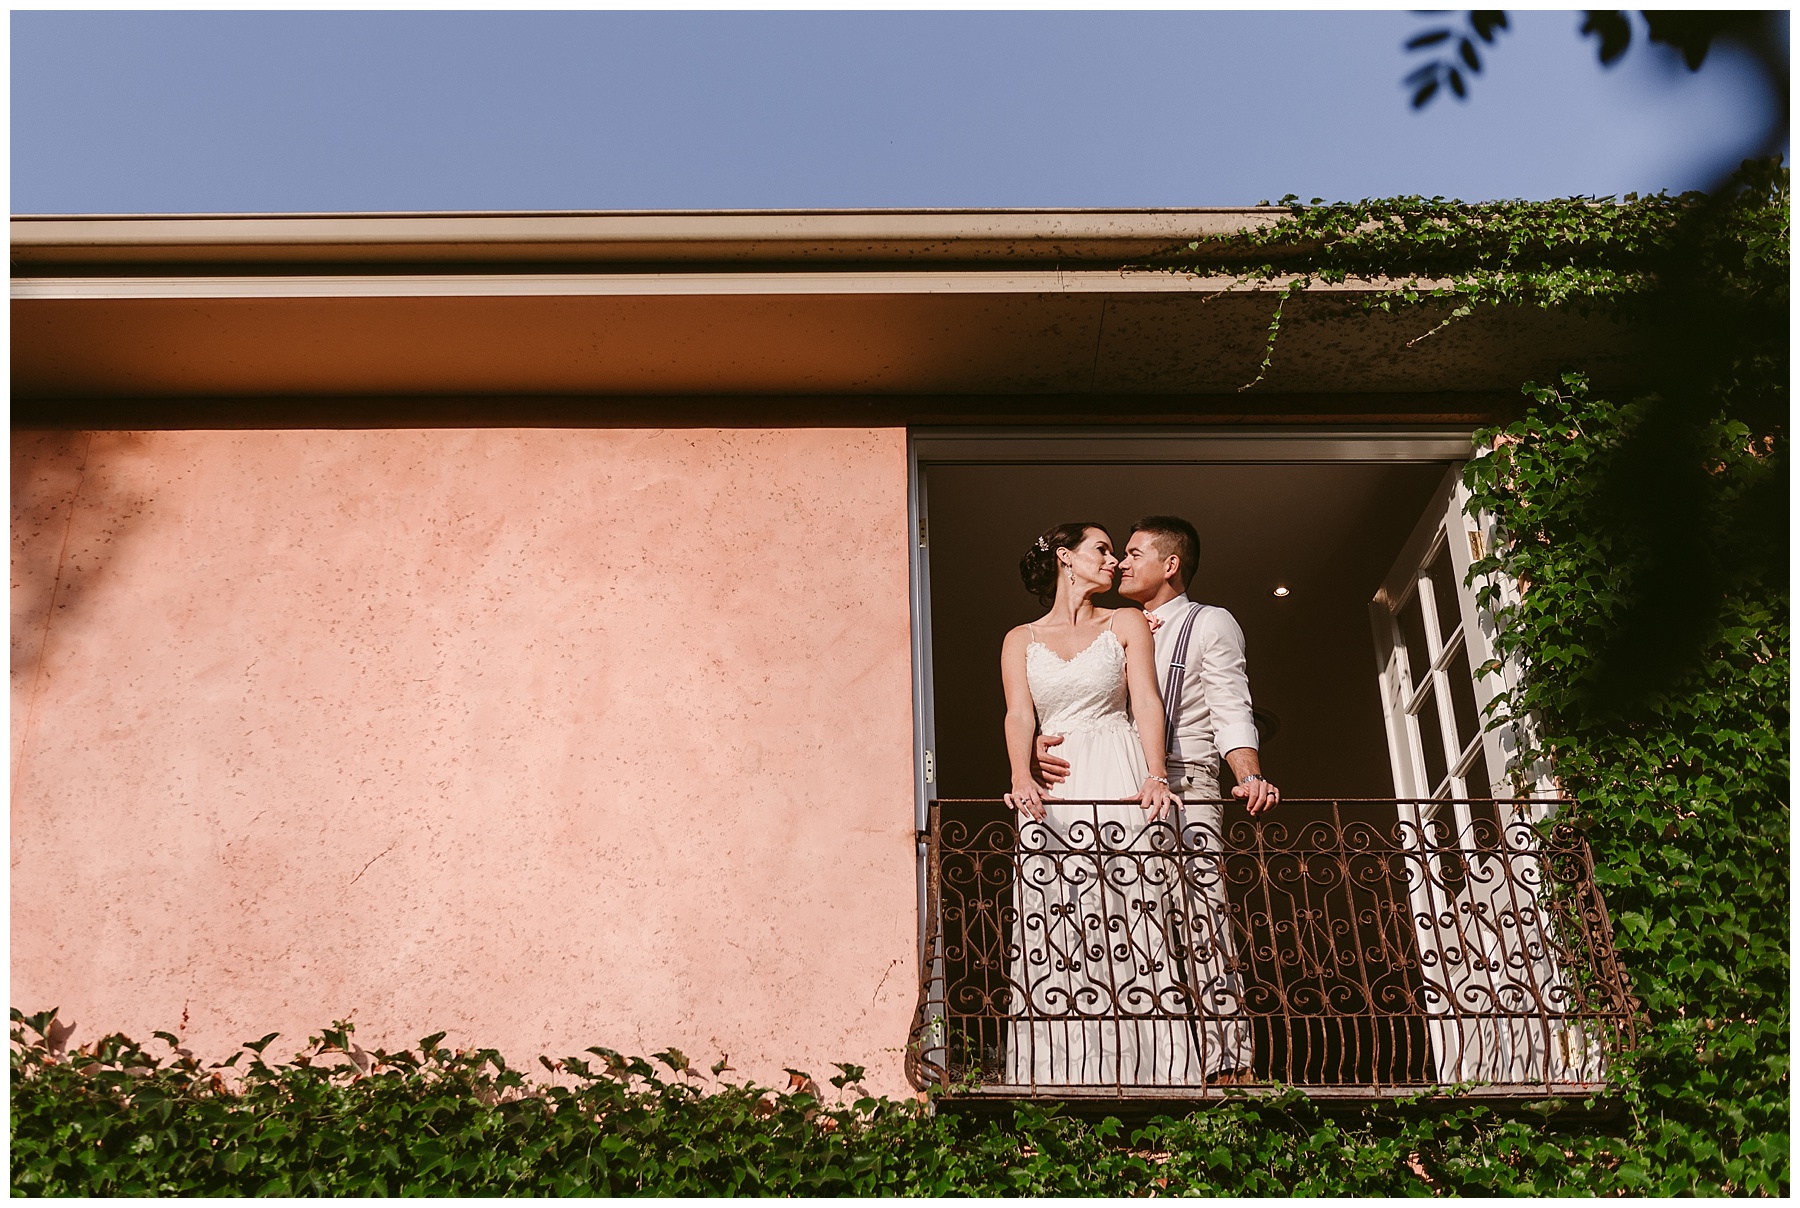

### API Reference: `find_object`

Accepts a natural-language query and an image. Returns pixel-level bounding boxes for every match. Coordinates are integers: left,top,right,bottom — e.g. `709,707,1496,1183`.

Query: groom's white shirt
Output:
1148,593,1259,776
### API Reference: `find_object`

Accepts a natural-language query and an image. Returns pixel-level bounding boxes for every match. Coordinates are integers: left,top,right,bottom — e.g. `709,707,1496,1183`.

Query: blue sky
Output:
11,10,1782,214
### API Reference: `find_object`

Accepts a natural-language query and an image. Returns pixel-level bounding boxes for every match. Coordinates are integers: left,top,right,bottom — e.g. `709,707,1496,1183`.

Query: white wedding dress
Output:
1006,624,1208,1087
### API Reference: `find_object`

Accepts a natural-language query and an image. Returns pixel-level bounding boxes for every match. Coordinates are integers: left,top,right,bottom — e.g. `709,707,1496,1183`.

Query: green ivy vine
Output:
1460,376,1787,1193
1151,158,1787,400
7,1008,1780,1195
1154,159,1790,1194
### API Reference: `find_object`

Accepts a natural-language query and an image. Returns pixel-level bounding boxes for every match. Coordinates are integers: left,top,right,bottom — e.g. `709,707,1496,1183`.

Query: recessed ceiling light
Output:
1272,585,1291,598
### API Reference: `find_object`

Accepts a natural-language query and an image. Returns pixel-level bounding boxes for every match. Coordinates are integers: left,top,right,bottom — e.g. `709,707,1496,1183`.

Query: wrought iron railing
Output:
908,798,1637,1102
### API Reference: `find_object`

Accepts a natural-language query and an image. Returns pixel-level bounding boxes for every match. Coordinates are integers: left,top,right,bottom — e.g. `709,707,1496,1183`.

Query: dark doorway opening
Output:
924,459,1450,799
920,457,1453,1089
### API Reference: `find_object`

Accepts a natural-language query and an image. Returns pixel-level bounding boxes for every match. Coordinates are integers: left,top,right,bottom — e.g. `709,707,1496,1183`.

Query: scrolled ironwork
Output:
906,798,1640,1100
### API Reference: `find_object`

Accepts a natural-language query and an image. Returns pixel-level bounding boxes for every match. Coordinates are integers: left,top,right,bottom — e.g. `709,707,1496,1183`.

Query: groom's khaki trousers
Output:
1170,762,1255,1079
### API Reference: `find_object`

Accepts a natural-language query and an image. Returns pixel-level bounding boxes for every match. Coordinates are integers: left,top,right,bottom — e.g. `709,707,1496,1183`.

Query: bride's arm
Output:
1000,627,1047,821
1115,609,1180,822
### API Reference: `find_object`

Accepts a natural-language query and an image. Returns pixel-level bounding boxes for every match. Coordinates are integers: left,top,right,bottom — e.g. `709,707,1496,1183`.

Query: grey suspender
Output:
1162,606,1211,1062
1162,603,1206,755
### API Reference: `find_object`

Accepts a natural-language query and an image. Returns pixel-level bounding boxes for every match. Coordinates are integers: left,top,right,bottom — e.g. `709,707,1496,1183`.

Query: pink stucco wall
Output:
12,428,920,1095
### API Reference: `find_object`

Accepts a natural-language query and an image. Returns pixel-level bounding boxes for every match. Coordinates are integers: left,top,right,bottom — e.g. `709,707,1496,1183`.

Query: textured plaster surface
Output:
12,428,919,1094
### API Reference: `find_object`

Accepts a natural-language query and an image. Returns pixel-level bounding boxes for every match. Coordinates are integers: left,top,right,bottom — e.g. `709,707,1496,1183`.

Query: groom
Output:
1034,514,1275,1083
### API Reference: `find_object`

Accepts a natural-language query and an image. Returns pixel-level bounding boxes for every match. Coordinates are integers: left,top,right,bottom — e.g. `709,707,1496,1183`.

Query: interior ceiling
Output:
925,460,1452,801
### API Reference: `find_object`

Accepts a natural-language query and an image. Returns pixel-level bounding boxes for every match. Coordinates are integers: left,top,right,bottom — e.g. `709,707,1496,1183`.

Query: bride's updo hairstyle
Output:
1020,521,1110,606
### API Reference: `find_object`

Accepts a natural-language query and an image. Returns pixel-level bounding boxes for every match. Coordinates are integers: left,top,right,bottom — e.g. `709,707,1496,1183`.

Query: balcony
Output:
907,799,1638,1106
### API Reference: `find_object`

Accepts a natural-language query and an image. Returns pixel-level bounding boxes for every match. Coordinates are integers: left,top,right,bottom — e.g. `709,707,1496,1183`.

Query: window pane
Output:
1461,743,1492,801
1396,587,1431,683
1424,541,1464,645
1446,640,1482,752
1413,687,1449,793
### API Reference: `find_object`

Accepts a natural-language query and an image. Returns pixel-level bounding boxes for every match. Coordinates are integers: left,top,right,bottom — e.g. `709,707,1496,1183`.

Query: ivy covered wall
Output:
1194,158,1791,1193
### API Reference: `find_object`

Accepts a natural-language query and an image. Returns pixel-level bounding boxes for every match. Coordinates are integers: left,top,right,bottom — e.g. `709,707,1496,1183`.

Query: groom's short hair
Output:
1131,516,1201,589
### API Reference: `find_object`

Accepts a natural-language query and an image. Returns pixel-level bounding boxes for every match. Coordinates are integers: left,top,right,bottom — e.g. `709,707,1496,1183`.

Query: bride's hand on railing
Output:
1004,777,1048,823
1140,776,1179,823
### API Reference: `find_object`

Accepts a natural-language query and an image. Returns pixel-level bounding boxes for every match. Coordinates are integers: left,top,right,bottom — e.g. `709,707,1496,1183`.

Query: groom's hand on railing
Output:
1232,776,1280,816
1224,747,1280,816
1033,733,1070,793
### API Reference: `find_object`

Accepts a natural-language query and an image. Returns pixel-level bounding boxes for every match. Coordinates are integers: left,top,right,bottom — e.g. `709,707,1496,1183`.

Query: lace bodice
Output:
1026,629,1135,737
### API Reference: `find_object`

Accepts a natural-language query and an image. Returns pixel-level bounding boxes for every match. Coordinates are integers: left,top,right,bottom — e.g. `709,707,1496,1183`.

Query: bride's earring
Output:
1066,567,1075,587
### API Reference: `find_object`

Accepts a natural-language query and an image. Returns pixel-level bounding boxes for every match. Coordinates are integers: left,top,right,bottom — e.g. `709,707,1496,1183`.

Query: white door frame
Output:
1369,463,1591,1086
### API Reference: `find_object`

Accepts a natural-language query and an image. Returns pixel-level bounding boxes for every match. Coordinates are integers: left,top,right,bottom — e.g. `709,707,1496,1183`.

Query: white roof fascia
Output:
6,269,1447,302
10,208,1288,267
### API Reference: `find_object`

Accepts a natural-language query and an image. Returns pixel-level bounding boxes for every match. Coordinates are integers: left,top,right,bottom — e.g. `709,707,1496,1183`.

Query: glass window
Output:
1396,587,1431,687
1446,640,1482,753
1424,541,1463,646
1413,687,1449,794
1460,744,1492,802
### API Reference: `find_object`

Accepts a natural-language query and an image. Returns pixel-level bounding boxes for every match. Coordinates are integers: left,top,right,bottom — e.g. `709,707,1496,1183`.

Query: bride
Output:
999,521,1203,1087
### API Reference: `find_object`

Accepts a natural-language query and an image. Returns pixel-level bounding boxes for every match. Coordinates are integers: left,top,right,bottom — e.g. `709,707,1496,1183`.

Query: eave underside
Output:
12,211,1631,423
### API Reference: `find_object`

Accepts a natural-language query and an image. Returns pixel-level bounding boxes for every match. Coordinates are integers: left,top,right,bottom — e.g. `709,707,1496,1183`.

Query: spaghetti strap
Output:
1027,622,1037,643
1105,610,1116,631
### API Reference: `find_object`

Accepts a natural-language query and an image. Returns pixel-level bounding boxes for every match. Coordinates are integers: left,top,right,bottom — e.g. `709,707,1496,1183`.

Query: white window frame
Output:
1371,462,1555,805
1371,462,1589,1085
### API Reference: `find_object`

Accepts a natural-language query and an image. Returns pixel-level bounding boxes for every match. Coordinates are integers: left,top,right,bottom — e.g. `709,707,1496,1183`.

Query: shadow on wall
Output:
11,431,154,701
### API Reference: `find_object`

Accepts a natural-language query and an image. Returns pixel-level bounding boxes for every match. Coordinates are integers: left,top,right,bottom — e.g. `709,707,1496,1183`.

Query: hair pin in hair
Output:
1035,536,1050,551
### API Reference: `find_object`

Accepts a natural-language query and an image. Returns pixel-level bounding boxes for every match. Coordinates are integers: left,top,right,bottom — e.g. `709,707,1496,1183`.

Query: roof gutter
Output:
11,208,1284,271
